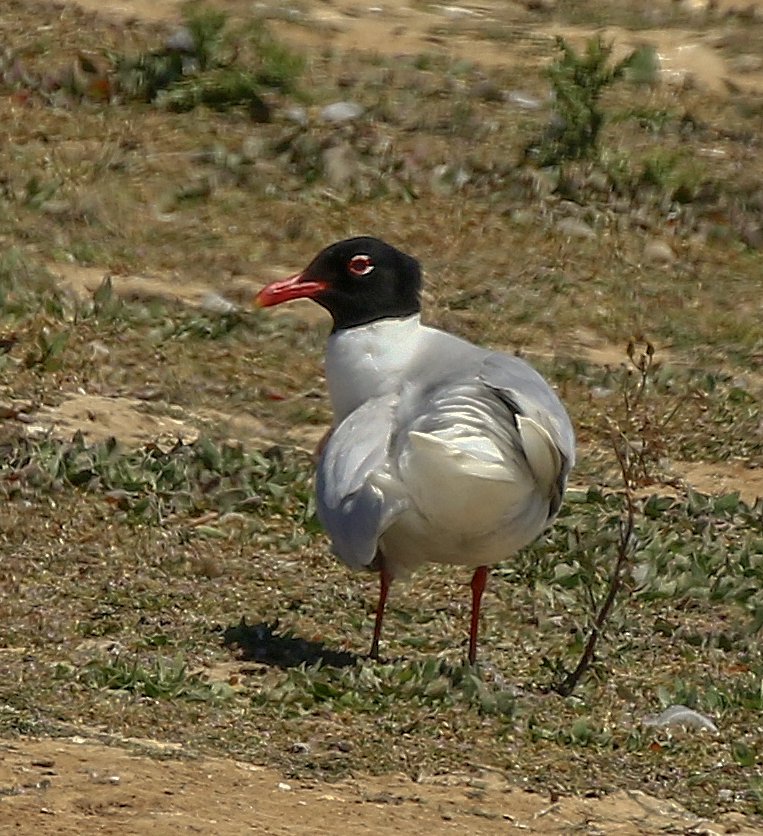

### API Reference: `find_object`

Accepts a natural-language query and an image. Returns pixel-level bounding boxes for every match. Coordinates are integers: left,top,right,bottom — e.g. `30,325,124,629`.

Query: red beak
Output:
254,272,328,308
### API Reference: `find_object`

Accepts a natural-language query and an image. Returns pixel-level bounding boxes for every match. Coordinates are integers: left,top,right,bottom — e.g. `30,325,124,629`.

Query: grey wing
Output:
316,394,409,570
479,352,575,515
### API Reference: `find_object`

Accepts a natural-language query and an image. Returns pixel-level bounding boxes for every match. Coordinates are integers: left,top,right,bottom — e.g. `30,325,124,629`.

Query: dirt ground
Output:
3,736,758,835
2,0,762,833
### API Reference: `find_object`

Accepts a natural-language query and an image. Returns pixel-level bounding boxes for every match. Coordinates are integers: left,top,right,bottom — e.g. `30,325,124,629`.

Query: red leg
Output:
469,566,489,666
369,559,392,660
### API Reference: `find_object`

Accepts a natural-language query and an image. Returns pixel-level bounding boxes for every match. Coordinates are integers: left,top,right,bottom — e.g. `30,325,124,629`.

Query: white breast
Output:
324,315,425,422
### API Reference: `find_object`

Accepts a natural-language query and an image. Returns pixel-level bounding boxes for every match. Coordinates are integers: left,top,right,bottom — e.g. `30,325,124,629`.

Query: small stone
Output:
89,770,121,785
557,199,585,218
747,189,763,212
166,26,196,53
39,199,72,217
590,386,614,399
586,170,610,193
322,143,360,190
643,238,676,264
132,387,164,401
729,53,763,74
88,341,110,362
240,135,267,163
740,223,763,250
284,106,308,127
556,217,596,240
430,165,471,193
277,782,292,791
509,209,535,226
528,167,559,197
505,90,543,110
201,292,237,314
320,101,364,123
441,5,478,19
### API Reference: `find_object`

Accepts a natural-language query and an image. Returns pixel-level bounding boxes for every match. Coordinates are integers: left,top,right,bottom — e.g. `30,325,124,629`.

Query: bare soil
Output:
3,736,758,835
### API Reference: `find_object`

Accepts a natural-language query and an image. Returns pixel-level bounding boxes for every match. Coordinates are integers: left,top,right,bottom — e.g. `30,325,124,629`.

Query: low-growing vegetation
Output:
1,0,762,827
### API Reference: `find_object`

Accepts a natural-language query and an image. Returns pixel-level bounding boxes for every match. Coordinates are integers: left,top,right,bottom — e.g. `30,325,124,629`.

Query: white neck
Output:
325,315,424,422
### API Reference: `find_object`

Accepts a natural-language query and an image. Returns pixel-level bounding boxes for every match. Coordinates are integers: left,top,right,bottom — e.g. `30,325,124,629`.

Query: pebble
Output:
431,165,471,193
322,143,359,190
643,238,676,264
642,704,718,734
284,106,309,127
88,340,110,361
441,5,478,19
740,223,763,250
240,135,267,163
39,199,72,217
556,217,596,240
586,170,611,193
201,293,237,314
729,53,763,74
165,27,195,53
320,101,364,123
557,200,586,218
509,209,535,226
505,90,543,110
528,168,559,197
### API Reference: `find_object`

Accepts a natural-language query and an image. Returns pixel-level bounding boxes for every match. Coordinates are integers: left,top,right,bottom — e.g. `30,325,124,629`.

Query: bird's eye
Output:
347,254,374,277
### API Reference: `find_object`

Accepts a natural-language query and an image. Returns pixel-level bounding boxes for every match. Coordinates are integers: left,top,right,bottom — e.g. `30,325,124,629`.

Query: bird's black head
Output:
255,236,422,331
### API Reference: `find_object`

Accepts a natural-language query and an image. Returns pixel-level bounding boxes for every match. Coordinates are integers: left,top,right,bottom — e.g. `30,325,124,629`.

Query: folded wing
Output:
316,394,408,569
479,352,575,518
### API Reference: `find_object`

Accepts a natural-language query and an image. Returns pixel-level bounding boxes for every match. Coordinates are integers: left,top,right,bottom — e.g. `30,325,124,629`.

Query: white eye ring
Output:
348,254,374,277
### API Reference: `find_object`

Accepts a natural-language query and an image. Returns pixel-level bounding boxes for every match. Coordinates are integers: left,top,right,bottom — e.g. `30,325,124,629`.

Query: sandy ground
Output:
2,735,759,835
64,0,763,94
2,1,762,834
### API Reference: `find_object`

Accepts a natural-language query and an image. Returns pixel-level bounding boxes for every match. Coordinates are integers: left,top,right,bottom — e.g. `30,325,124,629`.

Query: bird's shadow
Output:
222,618,359,669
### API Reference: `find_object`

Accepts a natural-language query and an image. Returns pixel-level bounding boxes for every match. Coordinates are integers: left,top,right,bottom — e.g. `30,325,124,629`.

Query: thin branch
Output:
555,430,636,697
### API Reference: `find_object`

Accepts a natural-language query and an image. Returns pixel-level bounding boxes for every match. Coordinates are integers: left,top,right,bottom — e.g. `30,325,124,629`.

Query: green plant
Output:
24,328,70,371
243,19,305,95
115,3,303,110
551,342,691,694
0,434,316,526
0,249,66,319
527,36,638,166
160,68,270,119
254,657,516,718
182,2,227,72
80,654,234,701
